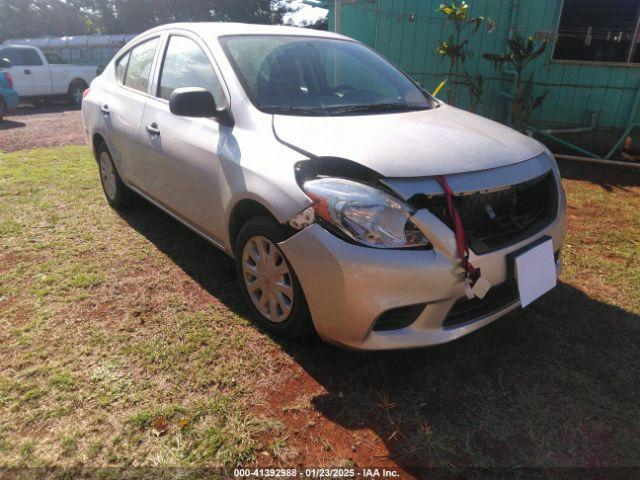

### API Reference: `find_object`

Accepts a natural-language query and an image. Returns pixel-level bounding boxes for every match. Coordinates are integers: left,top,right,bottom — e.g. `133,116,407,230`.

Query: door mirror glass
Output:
0,57,12,69
169,87,217,117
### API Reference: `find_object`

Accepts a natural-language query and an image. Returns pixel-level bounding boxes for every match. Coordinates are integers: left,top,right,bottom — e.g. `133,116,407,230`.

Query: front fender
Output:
215,123,314,250
220,167,313,251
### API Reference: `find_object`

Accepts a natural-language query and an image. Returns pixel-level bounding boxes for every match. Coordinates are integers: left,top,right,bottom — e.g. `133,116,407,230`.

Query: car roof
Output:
140,22,348,41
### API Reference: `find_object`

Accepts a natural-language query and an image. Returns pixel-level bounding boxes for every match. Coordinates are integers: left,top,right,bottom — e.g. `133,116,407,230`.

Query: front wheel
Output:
235,217,312,338
0,98,6,121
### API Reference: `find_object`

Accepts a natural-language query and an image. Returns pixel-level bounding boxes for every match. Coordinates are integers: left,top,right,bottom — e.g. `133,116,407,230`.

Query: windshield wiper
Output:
260,105,327,116
328,103,427,115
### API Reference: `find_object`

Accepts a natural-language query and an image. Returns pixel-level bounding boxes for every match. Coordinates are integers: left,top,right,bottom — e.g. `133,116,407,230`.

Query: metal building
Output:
309,0,640,158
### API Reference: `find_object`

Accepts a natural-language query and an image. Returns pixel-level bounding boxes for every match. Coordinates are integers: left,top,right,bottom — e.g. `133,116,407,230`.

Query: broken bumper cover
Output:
279,187,567,351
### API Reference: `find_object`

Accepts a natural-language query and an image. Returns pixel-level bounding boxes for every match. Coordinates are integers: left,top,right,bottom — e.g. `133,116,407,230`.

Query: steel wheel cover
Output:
242,235,294,323
99,152,117,200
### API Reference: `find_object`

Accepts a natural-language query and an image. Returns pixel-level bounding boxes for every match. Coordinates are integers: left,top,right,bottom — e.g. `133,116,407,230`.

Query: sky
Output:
285,0,329,25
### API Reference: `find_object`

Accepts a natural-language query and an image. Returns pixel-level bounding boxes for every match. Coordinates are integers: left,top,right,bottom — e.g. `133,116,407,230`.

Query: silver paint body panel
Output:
272,104,544,177
82,22,567,350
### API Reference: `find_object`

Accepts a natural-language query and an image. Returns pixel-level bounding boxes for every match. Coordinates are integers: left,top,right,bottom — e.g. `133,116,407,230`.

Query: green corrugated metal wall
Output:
329,0,640,153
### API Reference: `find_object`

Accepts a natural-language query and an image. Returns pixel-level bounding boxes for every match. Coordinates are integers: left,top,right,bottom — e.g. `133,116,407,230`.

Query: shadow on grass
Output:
119,200,640,471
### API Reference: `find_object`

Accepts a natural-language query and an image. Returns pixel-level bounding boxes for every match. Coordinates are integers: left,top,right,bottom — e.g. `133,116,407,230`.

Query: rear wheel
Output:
235,217,312,338
68,80,87,106
97,142,134,210
0,98,6,121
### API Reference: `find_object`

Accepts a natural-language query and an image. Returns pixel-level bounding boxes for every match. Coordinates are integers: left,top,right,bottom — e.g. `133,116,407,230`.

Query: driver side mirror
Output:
169,87,233,126
0,57,13,69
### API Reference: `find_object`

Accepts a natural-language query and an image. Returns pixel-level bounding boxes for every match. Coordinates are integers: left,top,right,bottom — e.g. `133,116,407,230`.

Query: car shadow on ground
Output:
13,102,80,115
119,200,640,472
0,119,26,130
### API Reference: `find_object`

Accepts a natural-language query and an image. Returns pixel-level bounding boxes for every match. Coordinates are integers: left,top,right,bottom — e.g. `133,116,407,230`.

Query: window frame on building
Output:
552,0,640,66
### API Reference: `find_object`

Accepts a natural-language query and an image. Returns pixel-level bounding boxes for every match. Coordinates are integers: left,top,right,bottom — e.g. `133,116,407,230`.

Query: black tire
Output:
68,80,87,106
96,142,134,210
235,216,312,338
0,98,6,121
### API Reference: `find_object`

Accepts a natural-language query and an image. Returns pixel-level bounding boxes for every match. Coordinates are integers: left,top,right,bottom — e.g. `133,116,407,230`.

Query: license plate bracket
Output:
507,236,557,307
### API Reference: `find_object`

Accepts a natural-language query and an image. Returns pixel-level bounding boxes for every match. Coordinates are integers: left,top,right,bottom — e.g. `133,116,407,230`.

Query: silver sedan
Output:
82,23,567,350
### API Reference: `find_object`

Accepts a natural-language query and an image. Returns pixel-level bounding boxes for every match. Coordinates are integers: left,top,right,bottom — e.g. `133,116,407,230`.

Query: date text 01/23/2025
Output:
233,468,401,478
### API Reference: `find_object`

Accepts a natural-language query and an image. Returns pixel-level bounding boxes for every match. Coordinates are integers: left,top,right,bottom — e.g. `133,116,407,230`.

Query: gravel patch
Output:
0,103,86,152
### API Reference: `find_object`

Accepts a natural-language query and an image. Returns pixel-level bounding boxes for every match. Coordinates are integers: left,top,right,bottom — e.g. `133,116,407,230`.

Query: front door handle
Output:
100,105,110,115
24,69,31,75
145,123,160,136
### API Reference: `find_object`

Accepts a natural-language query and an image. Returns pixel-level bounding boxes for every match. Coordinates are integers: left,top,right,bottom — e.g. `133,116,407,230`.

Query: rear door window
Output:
123,38,159,93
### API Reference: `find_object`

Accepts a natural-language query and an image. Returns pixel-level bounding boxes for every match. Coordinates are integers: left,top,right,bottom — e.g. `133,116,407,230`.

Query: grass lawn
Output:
1,146,639,475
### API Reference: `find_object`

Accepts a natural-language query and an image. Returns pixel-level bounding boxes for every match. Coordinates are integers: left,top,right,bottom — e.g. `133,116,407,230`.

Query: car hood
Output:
273,104,544,178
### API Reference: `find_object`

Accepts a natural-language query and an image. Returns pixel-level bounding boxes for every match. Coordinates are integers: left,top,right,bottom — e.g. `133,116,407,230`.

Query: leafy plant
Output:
432,79,447,98
483,33,549,130
436,1,494,110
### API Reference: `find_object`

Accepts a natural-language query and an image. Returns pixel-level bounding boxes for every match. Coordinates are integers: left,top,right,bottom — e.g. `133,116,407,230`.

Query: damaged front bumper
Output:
279,154,567,351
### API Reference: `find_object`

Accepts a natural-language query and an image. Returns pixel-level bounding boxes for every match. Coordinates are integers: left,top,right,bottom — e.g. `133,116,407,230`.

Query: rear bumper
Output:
279,171,567,351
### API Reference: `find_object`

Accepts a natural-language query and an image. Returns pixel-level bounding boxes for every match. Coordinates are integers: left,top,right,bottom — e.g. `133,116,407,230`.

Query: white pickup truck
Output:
0,45,98,105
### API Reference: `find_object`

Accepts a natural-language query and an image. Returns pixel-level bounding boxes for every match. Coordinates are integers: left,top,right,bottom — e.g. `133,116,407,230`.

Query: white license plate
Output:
515,239,557,307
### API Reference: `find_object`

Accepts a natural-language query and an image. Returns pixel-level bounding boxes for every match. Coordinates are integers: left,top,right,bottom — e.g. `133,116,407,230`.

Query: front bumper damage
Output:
279,154,567,351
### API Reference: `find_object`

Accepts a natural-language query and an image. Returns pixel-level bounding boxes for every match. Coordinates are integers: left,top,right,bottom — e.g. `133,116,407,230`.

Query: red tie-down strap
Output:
434,175,479,283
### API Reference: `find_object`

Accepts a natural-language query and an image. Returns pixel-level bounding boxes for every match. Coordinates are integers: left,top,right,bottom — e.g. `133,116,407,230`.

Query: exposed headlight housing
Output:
301,178,431,249
538,143,561,179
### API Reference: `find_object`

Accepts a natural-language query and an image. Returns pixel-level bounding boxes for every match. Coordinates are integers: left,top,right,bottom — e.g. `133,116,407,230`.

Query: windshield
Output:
220,35,432,116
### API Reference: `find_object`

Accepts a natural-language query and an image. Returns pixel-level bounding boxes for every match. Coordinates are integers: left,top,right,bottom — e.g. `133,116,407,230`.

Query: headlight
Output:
302,178,431,249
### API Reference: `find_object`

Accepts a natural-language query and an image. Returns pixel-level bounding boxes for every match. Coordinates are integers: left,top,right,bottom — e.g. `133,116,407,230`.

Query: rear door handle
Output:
145,123,160,136
100,105,110,115
24,69,31,75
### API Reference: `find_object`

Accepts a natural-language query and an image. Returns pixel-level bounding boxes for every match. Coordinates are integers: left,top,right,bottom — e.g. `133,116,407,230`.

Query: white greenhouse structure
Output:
2,34,138,66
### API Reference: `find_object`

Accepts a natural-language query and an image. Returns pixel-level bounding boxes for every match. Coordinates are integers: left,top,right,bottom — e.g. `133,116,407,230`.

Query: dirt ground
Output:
0,103,86,152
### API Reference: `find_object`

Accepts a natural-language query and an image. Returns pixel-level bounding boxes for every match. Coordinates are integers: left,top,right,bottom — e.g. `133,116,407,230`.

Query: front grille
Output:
444,249,561,328
444,280,519,328
412,172,558,254
373,304,427,331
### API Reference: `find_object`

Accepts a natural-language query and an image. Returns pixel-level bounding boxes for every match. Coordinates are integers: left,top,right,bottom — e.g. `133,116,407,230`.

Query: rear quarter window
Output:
115,51,130,85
